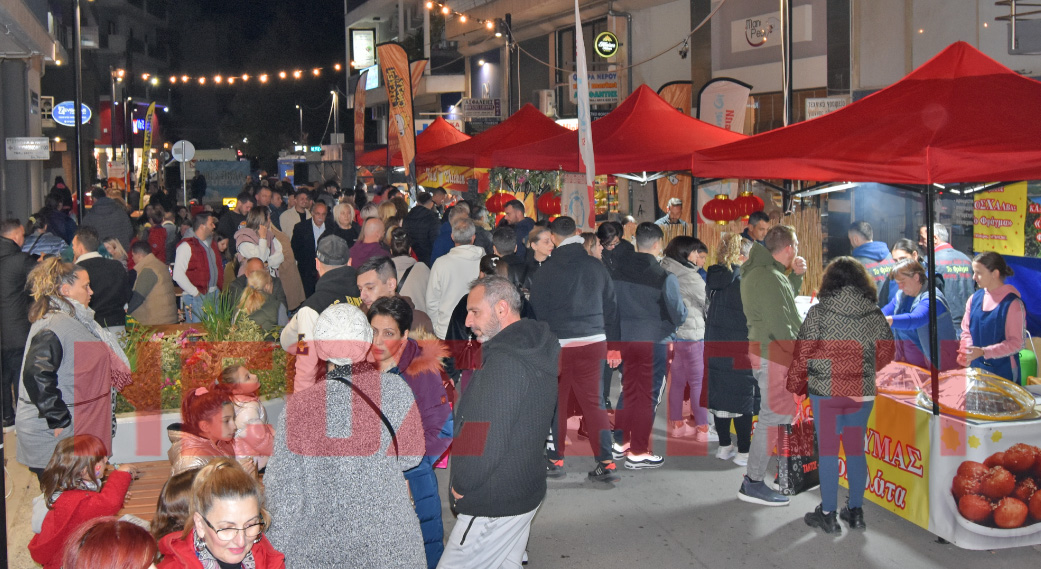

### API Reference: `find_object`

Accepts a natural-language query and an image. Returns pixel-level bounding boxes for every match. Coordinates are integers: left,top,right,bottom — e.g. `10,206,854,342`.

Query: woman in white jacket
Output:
235,207,284,277
661,235,711,440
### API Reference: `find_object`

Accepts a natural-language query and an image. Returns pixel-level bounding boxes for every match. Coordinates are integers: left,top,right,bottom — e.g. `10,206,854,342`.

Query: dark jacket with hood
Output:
81,196,133,251
403,204,442,265
449,319,559,518
0,236,35,350
705,263,759,415
301,265,360,313
612,248,686,342
852,241,897,302
786,286,896,398
530,242,620,341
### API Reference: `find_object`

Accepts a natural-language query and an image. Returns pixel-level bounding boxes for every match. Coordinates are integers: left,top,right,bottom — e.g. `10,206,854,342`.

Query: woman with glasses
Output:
157,457,284,568
881,258,959,371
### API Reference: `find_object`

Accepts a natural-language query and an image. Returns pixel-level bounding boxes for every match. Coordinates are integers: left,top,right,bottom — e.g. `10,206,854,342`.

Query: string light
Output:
198,76,206,84
242,74,249,81
426,1,433,8
459,14,466,22
181,75,189,82
259,74,269,83
279,71,287,79
292,70,303,79
227,77,236,84
334,63,341,71
169,76,177,83
486,20,495,30
214,75,223,83
441,5,450,14
312,68,321,76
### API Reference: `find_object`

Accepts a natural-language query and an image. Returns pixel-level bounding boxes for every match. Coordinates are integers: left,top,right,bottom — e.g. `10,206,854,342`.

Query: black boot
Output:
840,505,866,530
804,505,841,534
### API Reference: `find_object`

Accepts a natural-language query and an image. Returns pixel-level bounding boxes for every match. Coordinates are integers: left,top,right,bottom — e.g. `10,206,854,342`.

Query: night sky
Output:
166,0,349,168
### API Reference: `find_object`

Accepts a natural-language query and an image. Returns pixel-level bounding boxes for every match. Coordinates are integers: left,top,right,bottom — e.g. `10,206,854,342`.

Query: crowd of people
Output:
0,174,1030,567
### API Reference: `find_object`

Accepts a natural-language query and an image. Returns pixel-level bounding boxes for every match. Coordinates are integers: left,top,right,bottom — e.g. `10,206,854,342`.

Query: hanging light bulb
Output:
425,1,433,8
214,75,223,83
334,63,342,71
279,71,287,79
198,76,206,84
485,20,494,30
312,68,321,76
260,74,269,83
228,77,236,84
181,75,189,82
441,5,450,14
459,14,467,22
242,74,250,81
169,76,177,83
292,70,302,79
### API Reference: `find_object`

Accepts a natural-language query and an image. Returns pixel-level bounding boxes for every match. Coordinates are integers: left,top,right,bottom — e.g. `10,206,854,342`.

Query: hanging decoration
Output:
485,191,516,213
734,190,765,220
702,193,739,225
537,191,562,215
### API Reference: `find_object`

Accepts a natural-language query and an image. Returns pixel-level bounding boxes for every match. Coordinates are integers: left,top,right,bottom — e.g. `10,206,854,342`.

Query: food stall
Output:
691,42,1041,549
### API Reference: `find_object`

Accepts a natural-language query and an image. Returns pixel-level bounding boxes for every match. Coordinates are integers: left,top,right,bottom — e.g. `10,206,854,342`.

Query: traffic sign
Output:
172,140,196,162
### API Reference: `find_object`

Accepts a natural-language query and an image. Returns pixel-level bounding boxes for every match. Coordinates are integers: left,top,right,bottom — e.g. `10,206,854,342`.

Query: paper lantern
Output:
536,192,561,215
734,190,765,219
485,191,516,214
702,193,737,225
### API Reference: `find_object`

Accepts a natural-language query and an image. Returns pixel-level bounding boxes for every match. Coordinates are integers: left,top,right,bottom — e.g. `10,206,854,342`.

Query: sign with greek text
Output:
5,137,50,160
805,96,849,120
568,71,619,105
973,182,1027,257
458,98,502,119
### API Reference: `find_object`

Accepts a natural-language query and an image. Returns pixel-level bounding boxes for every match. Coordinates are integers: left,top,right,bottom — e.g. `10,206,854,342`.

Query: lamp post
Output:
296,104,304,145
73,0,92,222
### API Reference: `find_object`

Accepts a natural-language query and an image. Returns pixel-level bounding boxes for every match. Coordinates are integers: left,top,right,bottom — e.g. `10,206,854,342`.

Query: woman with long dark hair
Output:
787,257,894,534
958,251,1027,382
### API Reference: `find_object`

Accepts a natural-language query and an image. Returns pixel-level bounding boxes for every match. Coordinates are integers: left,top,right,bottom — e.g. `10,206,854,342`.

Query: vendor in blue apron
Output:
881,258,959,371
958,252,1027,382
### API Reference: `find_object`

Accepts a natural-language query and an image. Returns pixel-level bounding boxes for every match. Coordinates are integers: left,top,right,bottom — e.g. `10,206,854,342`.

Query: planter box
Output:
111,397,285,464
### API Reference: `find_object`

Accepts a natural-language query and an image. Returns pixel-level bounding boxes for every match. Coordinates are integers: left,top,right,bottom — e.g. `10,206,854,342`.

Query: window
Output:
554,18,609,118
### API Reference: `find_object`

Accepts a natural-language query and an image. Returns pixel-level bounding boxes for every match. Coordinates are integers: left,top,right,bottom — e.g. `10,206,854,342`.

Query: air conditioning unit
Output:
534,89,556,117
1009,20,1041,54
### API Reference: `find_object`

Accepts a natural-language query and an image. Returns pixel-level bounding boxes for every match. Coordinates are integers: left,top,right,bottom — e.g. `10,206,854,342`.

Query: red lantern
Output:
701,193,736,225
733,190,765,220
485,191,516,214
536,192,561,216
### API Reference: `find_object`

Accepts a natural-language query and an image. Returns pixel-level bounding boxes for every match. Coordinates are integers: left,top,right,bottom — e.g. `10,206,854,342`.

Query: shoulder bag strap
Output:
395,265,415,294
328,376,399,457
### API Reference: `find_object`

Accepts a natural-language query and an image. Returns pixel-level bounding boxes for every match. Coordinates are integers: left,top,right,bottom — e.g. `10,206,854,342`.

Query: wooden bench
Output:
116,460,172,525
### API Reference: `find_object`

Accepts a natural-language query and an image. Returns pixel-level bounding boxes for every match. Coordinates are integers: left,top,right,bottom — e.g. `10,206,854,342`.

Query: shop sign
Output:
5,137,50,160
568,72,619,105
53,101,92,126
594,32,619,58
458,98,502,119
805,96,849,120
974,182,1027,257
350,29,376,69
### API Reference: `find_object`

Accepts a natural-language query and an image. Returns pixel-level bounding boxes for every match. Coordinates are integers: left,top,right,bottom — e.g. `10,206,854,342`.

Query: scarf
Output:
54,298,133,391
193,531,257,569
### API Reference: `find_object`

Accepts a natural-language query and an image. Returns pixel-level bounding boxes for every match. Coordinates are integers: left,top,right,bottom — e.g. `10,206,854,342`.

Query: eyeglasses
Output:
201,516,265,542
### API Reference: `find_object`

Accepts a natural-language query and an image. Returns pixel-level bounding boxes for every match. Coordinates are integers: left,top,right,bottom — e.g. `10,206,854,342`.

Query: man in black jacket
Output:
530,216,621,483
72,226,130,334
491,225,526,289
402,191,441,266
0,219,35,430
611,223,687,470
290,201,329,297
443,276,558,568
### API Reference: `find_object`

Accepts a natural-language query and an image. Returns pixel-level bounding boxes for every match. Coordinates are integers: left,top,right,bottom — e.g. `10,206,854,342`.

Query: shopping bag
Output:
776,398,820,496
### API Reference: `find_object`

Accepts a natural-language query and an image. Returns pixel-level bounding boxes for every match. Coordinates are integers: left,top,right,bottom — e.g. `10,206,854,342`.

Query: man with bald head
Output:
226,257,288,313
348,217,388,269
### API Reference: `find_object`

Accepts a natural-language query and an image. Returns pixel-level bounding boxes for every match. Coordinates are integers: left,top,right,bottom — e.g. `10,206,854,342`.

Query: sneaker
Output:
547,459,566,479
715,444,737,461
624,453,664,470
737,475,790,506
840,506,867,530
588,461,620,483
692,424,718,442
611,441,629,460
732,452,749,466
668,423,697,438
805,505,841,534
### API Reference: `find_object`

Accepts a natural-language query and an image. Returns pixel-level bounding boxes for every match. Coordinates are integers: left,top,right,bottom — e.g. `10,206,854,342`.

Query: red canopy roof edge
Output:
492,85,746,174
419,104,572,168
692,42,1041,185
358,117,469,167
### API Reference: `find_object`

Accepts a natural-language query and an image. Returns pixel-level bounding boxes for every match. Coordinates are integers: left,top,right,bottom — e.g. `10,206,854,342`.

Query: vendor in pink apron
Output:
958,251,1027,383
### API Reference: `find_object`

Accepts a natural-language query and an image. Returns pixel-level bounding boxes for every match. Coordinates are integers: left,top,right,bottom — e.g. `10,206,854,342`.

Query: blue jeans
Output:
809,395,874,512
182,291,216,323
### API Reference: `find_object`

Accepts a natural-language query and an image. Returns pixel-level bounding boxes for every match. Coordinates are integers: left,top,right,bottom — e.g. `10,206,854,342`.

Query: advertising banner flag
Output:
973,182,1027,257
377,42,417,179
573,0,596,229
354,71,368,161
562,173,594,232
656,82,694,224
138,102,157,209
697,78,753,134
410,60,428,95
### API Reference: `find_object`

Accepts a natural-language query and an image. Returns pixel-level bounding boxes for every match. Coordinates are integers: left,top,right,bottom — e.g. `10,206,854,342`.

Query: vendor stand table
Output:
837,392,1041,549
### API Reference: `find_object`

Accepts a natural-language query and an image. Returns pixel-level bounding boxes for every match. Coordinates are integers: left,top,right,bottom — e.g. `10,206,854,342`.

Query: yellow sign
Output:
973,181,1027,257
838,396,931,528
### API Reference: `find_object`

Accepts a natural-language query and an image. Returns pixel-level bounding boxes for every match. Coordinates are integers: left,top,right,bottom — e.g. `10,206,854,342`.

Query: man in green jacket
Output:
738,224,807,507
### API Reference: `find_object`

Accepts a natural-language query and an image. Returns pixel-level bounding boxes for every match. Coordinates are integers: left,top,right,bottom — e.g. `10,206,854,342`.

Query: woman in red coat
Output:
157,457,284,569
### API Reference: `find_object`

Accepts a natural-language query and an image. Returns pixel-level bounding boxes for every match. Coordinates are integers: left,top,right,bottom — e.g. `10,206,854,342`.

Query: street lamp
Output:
296,104,304,145
73,0,97,222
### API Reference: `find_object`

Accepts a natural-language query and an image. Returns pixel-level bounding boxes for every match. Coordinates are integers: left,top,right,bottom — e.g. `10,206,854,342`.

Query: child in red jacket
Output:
29,434,137,569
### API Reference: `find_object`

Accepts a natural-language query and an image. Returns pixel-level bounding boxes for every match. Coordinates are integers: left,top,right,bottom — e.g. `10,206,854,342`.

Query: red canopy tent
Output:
492,85,747,174
357,117,470,167
692,42,1041,184
420,104,572,168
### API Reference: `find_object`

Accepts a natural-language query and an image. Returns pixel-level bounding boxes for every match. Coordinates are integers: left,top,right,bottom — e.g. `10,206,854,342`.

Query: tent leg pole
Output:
924,185,940,416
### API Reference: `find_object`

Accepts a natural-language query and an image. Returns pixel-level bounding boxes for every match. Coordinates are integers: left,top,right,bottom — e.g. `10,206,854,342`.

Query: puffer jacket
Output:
786,286,895,398
661,256,706,341
705,263,759,415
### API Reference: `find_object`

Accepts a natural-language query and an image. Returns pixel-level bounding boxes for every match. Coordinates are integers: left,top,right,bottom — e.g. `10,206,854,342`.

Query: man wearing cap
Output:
280,235,361,392
655,197,689,231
